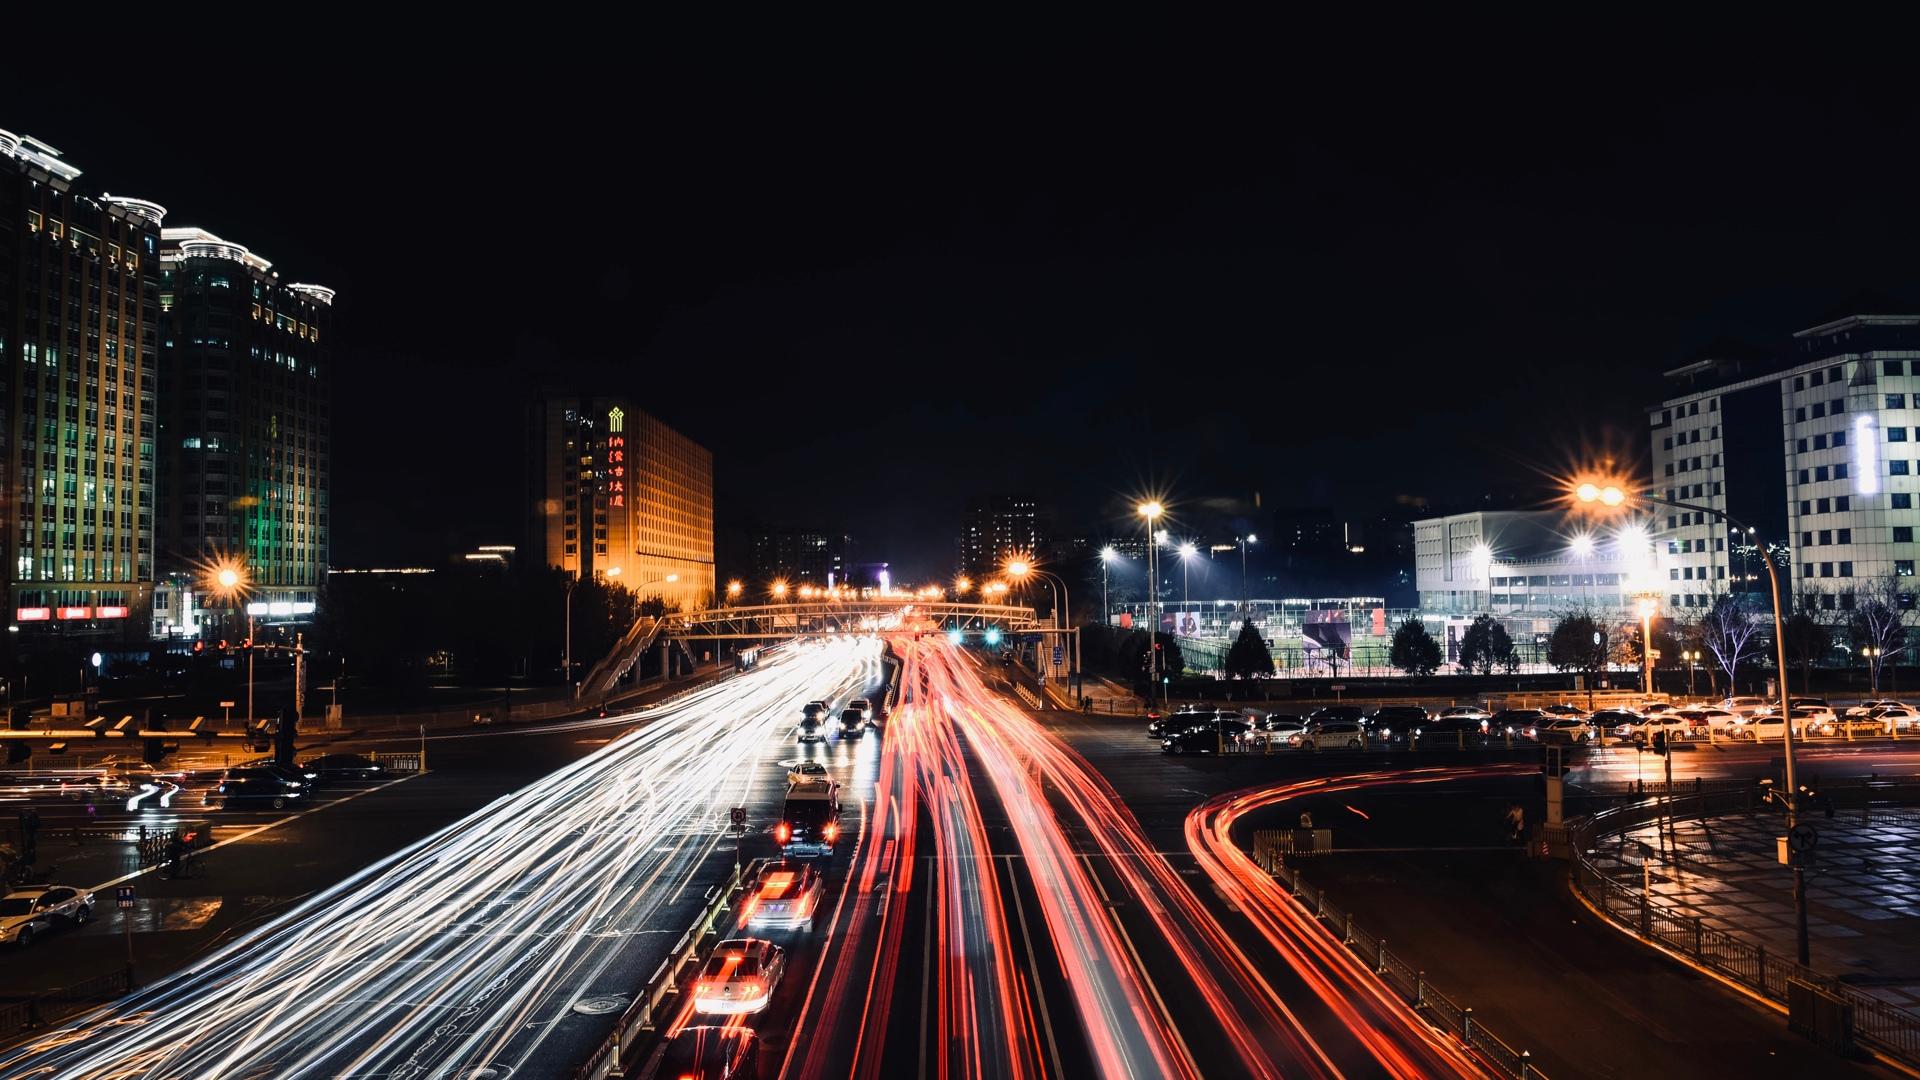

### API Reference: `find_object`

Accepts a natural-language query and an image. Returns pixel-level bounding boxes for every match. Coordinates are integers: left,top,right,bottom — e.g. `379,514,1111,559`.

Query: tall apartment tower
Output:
153,226,332,635
960,494,1043,581
0,129,164,636
529,395,714,613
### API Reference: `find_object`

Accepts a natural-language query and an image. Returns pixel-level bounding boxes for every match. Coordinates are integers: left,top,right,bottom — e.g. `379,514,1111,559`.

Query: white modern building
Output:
1413,510,1648,615
1649,308,1920,616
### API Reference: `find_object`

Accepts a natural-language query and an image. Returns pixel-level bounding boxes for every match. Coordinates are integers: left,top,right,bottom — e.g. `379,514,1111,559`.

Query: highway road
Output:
0,638,883,1079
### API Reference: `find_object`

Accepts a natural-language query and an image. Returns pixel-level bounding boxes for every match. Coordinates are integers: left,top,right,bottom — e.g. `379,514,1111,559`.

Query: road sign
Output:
1330,684,1346,692
1790,823,1819,853
218,701,236,708
729,807,746,829
1052,645,1064,664
116,885,135,910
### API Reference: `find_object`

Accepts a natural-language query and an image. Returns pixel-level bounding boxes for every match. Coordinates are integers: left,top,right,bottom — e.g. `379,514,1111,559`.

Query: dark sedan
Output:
298,754,385,784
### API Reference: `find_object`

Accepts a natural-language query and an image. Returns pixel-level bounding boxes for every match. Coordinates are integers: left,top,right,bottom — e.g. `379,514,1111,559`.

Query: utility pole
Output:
293,633,306,718
246,615,256,728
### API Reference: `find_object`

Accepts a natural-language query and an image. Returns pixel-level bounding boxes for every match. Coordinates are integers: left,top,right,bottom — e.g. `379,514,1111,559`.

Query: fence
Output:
570,859,756,1080
1568,785,1920,1066
1260,856,1548,1079
0,965,132,1041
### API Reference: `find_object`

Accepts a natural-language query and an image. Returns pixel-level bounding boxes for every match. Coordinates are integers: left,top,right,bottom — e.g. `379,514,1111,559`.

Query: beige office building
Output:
528,396,713,612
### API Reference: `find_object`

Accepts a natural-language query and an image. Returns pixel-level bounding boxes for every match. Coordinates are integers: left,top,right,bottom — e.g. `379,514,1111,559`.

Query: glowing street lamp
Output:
771,580,789,600
1136,501,1167,706
1176,542,1196,615
1573,471,1807,964
1099,546,1118,624
955,575,973,595
727,580,743,604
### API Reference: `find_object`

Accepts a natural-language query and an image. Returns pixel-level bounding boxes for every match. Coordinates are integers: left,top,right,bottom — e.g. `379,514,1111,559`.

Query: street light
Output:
1007,558,1076,688
1138,501,1166,706
955,575,973,596
1236,534,1257,612
1681,649,1699,698
1176,543,1197,624
727,580,743,605
208,561,252,726
1634,593,1659,697
1575,474,1809,964
1098,546,1118,626
1865,645,1883,695
771,580,789,600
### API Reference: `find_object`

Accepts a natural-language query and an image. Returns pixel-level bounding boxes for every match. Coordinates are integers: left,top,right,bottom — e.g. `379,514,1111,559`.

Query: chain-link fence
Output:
1267,859,1548,1079
1569,786,1920,1067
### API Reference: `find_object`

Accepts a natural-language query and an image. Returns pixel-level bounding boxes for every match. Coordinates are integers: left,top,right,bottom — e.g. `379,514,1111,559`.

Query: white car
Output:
1613,713,1689,742
1722,695,1768,716
1297,720,1366,750
745,863,823,931
786,760,830,786
1872,705,1920,733
1735,713,1822,741
0,885,94,947
1537,717,1596,744
1847,699,1910,718
692,938,786,1015
1674,707,1739,735
1439,706,1491,722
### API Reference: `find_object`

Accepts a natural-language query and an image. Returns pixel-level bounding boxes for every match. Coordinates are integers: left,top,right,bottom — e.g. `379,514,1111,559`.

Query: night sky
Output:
16,36,1920,580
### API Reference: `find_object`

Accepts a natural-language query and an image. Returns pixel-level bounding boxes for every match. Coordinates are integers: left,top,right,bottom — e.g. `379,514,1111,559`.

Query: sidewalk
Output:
1592,808,1920,1013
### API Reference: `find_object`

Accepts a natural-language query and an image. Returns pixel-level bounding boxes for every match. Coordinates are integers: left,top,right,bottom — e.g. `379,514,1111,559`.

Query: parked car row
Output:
0,884,93,948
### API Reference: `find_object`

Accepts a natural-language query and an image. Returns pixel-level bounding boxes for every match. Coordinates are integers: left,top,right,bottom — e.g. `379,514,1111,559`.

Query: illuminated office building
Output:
0,128,163,636
156,226,332,635
528,396,714,612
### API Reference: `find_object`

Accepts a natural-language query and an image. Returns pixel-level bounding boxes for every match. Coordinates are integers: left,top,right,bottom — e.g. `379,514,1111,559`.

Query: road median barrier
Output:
571,857,763,1080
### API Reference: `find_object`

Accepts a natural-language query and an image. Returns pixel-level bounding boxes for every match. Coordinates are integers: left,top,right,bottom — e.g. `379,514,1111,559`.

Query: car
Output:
298,754,384,783
1722,695,1769,717
837,708,866,739
660,1026,760,1080
1148,708,1211,739
211,766,306,810
0,885,93,947
1673,707,1739,735
1815,715,1886,738
238,758,320,786
1612,713,1689,743
1587,710,1643,739
1162,726,1232,754
1305,705,1366,728
1847,698,1911,717
1241,715,1307,748
1735,713,1822,741
1415,716,1490,743
1872,705,1920,733
1542,703,1588,718
1537,716,1596,744
1370,705,1429,731
797,716,826,743
692,938,786,1015
1438,706,1492,722
1488,709,1547,740
786,760,830,786
1297,720,1366,750
1640,702,1678,716
745,863,823,931
848,698,875,724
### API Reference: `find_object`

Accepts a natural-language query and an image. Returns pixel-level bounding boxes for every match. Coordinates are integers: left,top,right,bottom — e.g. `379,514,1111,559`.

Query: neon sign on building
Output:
606,408,626,508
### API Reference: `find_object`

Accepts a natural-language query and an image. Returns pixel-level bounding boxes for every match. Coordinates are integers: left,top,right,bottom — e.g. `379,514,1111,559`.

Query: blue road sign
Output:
115,885,135,910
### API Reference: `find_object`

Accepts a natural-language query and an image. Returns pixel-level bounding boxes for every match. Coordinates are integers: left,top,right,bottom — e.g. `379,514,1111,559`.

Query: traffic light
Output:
218,639,229,652
192,640,204,654
241,638,253,654
1651,730,1668,756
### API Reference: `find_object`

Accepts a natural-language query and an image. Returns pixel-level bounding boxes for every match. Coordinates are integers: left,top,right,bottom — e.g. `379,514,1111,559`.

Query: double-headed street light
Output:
1575,475,1809,965
209,561,252,726
1008,558,1076,689
1098,546,1118,625
1864,645,1883,695
1681,648,1700,697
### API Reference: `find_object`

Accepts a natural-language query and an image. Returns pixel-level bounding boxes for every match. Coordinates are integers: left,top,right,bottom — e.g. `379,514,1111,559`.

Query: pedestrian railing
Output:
1265,859,1548,1079
0,965,133,1041
370,752,424,774
1569,786,1920,1067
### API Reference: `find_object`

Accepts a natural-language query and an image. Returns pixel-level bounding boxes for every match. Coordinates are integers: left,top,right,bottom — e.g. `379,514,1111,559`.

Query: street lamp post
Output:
1008,560,1075,691
1635,593,1658,697
1098,547,1116,628
1682,649,1698,698
1577,478,1809,965
1865,646,1882,695
1238,534,1257,613
1138,502,1165,707
1177,543,1195,624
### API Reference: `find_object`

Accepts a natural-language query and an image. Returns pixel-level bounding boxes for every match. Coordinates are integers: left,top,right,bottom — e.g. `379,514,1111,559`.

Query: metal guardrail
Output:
1568,785,1920,1067
0,965,132,1041
570,858,760,1080
1262,858,1547,1079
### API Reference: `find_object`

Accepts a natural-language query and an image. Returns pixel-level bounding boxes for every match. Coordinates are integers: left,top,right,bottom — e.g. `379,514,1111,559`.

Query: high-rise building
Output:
960,495,1043,581
748,527,852,589
1649,306,1920,615
0,129,163,636
153,226,332,637
529,396,713,613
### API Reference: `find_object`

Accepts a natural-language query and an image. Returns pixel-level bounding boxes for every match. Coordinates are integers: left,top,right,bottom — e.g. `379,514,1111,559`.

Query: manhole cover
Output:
572,995,627,1015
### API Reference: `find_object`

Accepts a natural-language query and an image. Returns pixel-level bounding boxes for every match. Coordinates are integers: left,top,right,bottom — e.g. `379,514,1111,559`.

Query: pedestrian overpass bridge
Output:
578,600,1044,700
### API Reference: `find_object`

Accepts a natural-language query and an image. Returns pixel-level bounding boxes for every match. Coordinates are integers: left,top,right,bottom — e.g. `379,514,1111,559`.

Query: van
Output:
777,778,842,857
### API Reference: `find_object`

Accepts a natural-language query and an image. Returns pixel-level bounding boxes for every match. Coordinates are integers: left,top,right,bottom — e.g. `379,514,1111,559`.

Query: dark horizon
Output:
15,40,1920,581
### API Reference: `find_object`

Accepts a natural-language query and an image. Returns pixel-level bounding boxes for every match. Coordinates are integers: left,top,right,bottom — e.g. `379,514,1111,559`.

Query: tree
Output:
1847,577,1914,694
1698,593,1763,697
1547,611,1609,694
1389,618,1442,677
1778,591,1835,691
1223,621,1276,679
1456,614,1515,676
